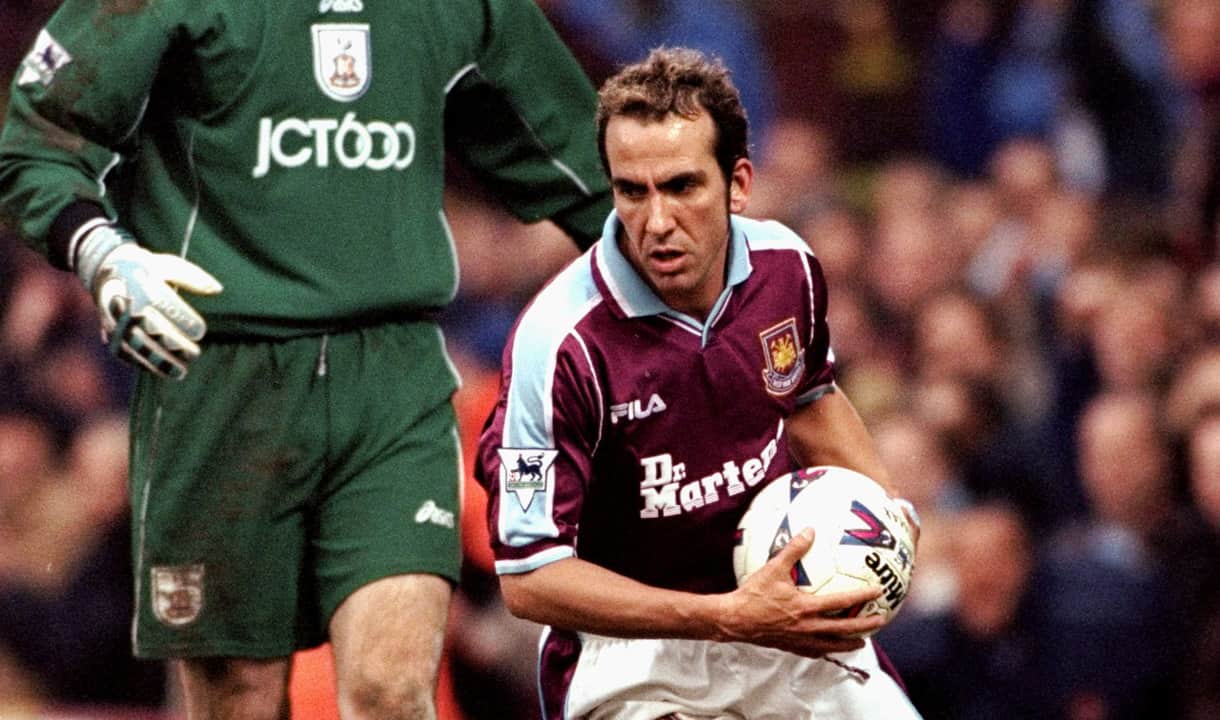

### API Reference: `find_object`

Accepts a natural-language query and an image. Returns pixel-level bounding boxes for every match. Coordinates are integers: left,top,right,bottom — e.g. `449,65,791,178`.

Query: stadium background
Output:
2,0,1219,718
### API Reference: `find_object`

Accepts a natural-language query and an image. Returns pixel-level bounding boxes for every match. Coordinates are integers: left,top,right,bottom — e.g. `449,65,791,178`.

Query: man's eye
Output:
663,177,696,194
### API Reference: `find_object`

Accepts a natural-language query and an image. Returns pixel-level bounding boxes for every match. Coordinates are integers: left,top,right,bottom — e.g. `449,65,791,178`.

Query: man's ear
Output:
729,157,753,214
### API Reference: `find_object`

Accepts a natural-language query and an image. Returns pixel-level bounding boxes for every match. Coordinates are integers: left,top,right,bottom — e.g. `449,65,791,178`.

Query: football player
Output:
477,47,923,719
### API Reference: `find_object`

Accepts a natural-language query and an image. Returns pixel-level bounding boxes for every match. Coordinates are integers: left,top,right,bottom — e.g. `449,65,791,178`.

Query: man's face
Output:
605,110,751,319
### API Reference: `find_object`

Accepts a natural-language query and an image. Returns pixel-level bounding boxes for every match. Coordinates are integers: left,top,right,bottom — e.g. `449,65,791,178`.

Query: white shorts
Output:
563,634,923,720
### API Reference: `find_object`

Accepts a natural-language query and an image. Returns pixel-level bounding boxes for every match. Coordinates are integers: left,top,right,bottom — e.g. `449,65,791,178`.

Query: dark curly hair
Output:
596,46,750,183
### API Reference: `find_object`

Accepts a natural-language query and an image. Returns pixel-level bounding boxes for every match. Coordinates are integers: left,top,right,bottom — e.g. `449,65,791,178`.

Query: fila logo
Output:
319,0,364,12
610,393,667,425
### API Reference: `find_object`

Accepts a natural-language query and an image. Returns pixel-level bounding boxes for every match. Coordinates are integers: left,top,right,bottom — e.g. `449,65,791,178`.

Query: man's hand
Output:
717,529,885,658
74,224,222,380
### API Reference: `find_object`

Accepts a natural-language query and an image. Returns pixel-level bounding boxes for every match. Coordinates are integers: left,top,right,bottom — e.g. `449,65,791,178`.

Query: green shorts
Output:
128,320,462,659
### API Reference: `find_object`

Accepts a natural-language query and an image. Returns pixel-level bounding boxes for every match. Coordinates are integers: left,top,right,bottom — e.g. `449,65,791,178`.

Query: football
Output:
732,465,916,634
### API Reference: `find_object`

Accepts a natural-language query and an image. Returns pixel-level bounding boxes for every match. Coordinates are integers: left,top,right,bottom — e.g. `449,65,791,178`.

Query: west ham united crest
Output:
759,317,805,395
312,24,371,102
150,564,205,627
498,448,558,512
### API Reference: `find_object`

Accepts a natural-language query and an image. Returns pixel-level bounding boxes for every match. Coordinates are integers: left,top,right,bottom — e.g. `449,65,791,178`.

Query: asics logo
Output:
414,500,455,528
319,0,364,12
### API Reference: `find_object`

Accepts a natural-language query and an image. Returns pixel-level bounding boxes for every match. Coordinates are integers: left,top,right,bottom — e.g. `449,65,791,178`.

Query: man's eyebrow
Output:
612,171,703,192
658,171,701,190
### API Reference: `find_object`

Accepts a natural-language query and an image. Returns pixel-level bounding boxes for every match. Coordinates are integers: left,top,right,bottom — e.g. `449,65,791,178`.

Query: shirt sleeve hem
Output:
47,200,109,270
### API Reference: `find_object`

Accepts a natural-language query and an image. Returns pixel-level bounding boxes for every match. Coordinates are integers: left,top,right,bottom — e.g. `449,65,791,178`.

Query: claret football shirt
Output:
475,211,839,718
477,211,837,594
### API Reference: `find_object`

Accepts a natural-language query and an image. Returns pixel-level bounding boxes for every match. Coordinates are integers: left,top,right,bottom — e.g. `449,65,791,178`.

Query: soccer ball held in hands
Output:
733,466,917,636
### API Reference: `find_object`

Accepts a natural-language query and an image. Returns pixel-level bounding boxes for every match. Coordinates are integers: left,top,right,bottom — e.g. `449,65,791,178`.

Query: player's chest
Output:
172,4,441,118
596,311,808,431
592,322,804,507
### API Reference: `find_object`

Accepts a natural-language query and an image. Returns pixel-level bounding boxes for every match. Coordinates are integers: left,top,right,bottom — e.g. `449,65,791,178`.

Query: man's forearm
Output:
498,557,728,641
786,387,896,494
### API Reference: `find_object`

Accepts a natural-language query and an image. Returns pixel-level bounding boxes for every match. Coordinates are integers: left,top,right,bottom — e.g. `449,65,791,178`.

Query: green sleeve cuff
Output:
47,200,109,270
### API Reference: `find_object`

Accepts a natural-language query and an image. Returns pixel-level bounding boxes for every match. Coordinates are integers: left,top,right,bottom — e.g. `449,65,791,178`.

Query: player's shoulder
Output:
511,249,604,351
736,215,812,256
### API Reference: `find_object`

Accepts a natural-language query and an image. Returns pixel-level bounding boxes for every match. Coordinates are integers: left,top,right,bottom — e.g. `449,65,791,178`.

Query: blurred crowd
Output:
3,0,1220,719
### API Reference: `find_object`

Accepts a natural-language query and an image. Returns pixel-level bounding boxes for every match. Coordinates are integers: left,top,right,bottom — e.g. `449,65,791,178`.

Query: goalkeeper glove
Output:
73,222,223,380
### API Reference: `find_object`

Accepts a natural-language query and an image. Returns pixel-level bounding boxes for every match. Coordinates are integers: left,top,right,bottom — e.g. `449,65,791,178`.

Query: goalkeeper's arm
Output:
68,214,222,381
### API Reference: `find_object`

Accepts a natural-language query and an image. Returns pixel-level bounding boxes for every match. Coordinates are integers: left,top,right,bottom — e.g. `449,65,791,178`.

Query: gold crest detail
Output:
769,333,798,374
759,318,805,395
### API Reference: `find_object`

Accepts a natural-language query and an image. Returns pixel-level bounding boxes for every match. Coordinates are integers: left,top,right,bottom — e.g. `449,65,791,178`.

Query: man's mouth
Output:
649,247,685,272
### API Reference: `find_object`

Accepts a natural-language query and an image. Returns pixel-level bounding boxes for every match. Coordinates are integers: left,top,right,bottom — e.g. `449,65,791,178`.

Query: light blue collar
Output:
596,210,753,328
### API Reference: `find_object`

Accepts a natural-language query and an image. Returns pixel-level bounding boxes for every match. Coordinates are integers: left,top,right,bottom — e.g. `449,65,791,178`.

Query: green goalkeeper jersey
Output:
0,0,611,337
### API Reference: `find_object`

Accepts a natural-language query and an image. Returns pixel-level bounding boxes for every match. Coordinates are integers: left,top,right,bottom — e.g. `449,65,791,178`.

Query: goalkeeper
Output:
0,1,611,718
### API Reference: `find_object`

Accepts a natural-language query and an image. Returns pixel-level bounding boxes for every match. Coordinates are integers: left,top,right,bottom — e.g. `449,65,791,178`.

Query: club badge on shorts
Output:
311,23,371,102
759,317,805,395
150,564,205,627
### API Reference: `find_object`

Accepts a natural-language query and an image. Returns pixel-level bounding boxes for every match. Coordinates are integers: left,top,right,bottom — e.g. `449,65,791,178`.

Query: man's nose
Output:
645,192,674,235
